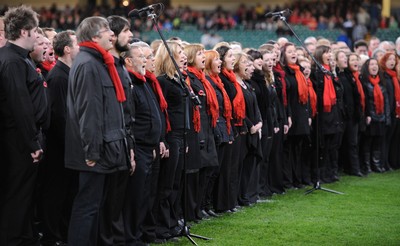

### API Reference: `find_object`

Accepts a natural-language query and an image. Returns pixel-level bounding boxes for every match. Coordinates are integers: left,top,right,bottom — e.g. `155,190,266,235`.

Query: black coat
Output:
310,68,343,135
361,75,390,125
219,73,246,134
157,74,190,131
65,47,129,173
0,42,45,152
44,60,69,157
338,69,363,121
129,72,162,148
188,71,218,168
207,76,234,144
248,70,273,136
283,65,311,136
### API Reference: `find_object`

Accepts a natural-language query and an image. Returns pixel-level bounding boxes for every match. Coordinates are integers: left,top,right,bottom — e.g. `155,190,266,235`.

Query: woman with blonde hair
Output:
234,52,262,207
153,40,190,240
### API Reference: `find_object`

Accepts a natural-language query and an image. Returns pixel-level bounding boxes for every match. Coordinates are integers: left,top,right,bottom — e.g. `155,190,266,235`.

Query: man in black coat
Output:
39,30,80,246
65,16,134,245
0,5,44,245
122,43,163,245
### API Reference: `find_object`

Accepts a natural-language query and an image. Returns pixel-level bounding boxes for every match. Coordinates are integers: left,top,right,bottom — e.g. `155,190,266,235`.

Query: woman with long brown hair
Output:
310,45,343,184
359,58,390,173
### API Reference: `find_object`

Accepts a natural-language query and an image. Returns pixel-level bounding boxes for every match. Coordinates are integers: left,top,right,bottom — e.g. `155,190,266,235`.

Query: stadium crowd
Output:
1,3,400,246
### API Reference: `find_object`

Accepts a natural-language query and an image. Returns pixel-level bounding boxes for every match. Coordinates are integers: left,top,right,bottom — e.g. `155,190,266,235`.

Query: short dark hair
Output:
354,40,368,49
106,15,130,37
53,30,75,57
4,5,39,41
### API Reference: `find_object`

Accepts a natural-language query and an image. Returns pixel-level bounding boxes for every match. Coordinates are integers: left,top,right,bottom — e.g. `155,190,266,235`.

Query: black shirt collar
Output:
6,42,30,58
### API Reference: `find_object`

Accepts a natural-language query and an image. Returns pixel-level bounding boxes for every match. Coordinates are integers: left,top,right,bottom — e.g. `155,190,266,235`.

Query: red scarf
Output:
273,63,287,106
352,71,366,113
79,41,126,102
307,78,317,117
145,70,171,132
183,71,201,132
187,66,219,128
209,73,232,134
322,64,336,112
386,69,400,117
288,64,308,104
222,68,246,126
369,75,384,114
41,60,56,72
127,69,146,83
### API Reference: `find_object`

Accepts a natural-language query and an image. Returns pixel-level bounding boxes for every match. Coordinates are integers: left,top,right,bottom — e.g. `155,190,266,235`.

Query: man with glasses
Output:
65,16,133,245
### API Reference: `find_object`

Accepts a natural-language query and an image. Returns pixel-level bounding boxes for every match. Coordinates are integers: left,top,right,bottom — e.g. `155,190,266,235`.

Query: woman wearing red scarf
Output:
310,45,343,184
379,52,399,171
280,42,312,190
360,58,390,174
184,44,219,222
204,50,234,215
153,41,189,240
335,52,364,177
215,45,244,213
234,52,262,207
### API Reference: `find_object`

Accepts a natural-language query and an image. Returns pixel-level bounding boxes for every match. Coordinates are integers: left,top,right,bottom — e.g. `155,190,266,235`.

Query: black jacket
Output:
129,72,162,147
207,76,234,144
45,60,69,142
65,47,129,173
157,74,190,131
310,67,342,135
338,69,363,121
188,71,218,168
283,65,311,136
360,74,390,125
0,42,45,152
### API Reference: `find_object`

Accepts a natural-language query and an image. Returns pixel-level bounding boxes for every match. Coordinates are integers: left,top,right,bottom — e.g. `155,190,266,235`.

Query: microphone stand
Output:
145,9,211,245
272,13,343,195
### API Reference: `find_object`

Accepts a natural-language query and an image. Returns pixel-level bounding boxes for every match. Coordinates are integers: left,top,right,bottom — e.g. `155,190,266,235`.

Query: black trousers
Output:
154,131,184,237
230,134,245,209
339,119,361,175
141,146,161,242
389,119,400,169
283,135,305,188
268,128,285,194
199,166,219,211
258,134,273,197
124,145,154,245
68,171,122,246
213,142,233,211
0,131,39,246
38,141,77,245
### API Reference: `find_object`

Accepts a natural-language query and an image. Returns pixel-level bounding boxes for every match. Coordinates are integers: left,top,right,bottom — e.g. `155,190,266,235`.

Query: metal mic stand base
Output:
179,224,211,246
304,181,344,195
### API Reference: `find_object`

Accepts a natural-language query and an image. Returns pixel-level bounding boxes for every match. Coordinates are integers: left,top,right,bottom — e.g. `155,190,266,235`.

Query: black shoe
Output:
206,209,220,217
170,225,183,237
54,242,68,246
200,210,211,219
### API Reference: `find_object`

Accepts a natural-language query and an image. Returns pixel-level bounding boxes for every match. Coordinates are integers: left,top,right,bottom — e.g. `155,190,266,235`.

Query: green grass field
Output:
166,170,400,246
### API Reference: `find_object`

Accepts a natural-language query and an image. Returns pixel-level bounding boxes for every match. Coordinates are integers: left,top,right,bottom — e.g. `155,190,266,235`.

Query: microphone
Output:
265,9,292,18
128,3,163,18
